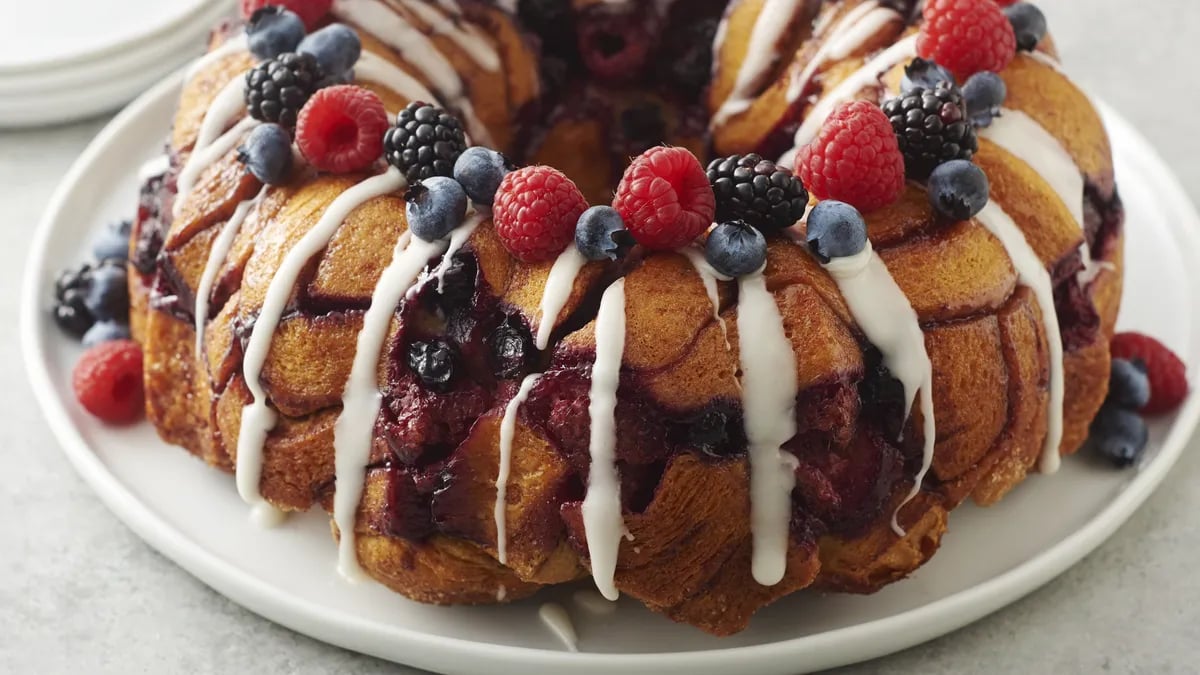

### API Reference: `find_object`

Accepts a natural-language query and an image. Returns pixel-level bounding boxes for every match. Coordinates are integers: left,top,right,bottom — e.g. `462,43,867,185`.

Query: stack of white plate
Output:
0,0,236,128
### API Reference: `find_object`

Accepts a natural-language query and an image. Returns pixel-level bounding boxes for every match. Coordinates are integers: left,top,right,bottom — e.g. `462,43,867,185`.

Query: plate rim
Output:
19,71,1200,675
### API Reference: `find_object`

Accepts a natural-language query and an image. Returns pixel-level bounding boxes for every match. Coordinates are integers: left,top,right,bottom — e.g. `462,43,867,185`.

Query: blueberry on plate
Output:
962,72,1006,128
575,206,628,261
453,147,512,206
1004,3,1048,52
247,6,307,61
928,159,989,221
53,289,95,339
805,200,868,263
83,260,129,323
238,123,294,185
298,23,362,80
92,219,132,262
1108,358,1152,410
1090,404,1149,468
406,176,468,242
82,320,132,348
705,220,767,278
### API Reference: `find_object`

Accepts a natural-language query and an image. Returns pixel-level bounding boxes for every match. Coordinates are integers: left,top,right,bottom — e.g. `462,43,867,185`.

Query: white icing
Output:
976,201,1065,474
495,584,507,601
582,279,629,601
174,78,258,218
535,246,588,351
981,109,1084,228
538,603,579,652
433,212,484,293
137,154,170,182
354,51,438,103
185,33,249,81
397,0,501,71
573,589,618,615
712,0,810,126
1025,49,1064,72
820,243,935,535
194,188,266,359
494,373,541,565
737,272,799,586
785,2,900,103
237,169,407,520
680,246,731,347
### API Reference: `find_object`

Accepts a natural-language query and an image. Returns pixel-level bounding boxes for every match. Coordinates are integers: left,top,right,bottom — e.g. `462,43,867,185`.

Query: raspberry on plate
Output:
73,339,145,425
296,85,388,173
241,0,332,31
917,0,1016,81
493,166,589,263
613,146,715,251
1110,332,1189,415
795,101,906,213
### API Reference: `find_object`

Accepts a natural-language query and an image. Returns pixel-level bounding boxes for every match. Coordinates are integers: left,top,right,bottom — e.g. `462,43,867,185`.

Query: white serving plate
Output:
20,71,1200,675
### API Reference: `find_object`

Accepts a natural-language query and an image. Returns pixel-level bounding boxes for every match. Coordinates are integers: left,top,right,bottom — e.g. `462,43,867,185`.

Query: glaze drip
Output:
494,373,542,565
194,187,266,358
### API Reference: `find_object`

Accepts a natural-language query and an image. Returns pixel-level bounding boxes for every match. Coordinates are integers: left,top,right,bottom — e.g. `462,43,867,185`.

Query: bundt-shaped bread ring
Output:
129,0,1124,636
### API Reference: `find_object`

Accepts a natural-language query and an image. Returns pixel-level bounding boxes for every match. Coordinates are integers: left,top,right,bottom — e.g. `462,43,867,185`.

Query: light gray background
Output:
2,1,1198,673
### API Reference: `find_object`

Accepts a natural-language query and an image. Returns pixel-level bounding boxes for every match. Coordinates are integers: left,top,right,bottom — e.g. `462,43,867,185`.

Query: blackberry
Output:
706,154,809,233
244,52,323,129
384,102,467,183
882,81,978,179
408,339,458,392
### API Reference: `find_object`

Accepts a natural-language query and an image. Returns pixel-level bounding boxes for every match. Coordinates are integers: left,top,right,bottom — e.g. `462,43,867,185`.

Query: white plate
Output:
20,72,1200,675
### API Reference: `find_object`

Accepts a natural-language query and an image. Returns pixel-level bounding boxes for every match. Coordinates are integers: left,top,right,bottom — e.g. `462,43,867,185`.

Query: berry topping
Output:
238,123,295,184
882,80,977,179
657,18,719,97
384,101,468,183
705,221,768,278
244,52,323,129
83,320,132,348
1089,405,1149,468
917,0,1016,81
927,159,989,221
575,205,630,261
83,260,129,323
706,154,809,233
805,200,868,263
490,317,534,379
577,7,650,81
962,71,1007,128
1108,358,1152,411
795,101,906,213
240,0,332,32
408,339,458,392
901,57,956,93
1110,333,1189,415
453,146,512,206
613,146,715,251
1004,3,1047,53
295,85,387,173
246,6,307,60
72,339,145,424
92,219,131,263
298,23,362,79
405,177,469,242
493,166,589,263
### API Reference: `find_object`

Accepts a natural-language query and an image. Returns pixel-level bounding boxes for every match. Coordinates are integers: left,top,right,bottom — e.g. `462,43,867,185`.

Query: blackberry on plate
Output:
384,101,467,183
244,52,323,129
882,80,977,179
706,154,809,233
53,290,94,339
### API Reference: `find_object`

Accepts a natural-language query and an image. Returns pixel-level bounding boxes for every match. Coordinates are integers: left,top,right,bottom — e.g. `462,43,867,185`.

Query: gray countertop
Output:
2,1,1199,673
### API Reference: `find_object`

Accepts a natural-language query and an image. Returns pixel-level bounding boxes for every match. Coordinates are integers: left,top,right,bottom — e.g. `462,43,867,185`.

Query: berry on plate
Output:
83,320,132,348
575,206,629,262
296,85,387,173
1110,332,1189,415
298,23,362,79
92,219,132,263
494,166,588,263
928,159,989,221
805,200,868,263
72,339,145,425
406,177,469,242
705,221,767,278
917,0,1016,81
244,52,324,129
962,71,1007,128
795,101,905,213
706,154,808,233
453,147,512,206
1108,358,1152,411
1004,3,1047,52
384,102,468,183
238,123,294,184
882,81,977,179
53,289,94,339
83,260,129,323
613,146,715,251
246,6,307,61
1090,405,1149,468
240,0,332,32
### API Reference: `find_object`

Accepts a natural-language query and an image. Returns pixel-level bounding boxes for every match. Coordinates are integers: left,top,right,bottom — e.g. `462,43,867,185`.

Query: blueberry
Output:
55,263,92,300
407,339,458,392
1090,404,1149,468
406,177,468,242
237,123,294,185
452,147,511,205
928,160,989,221
574,206,628,261
92,220,132,262
246,7,307,60
1004,3,1047,52
705,220,767,278
298,23,362,79
1108,358,1151,410
902,57,956,93
83,260,129,322
490,317,532,379
53,289,95,339
82,320,132,348
805,200,868,263
962,72,1007,128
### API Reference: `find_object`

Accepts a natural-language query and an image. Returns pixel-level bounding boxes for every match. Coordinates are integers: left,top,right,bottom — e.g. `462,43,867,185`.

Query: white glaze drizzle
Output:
397,0,501,71
581,279,629,601
137,154,170,182
737,271,799,586
194,188,267,359
1025,49,1064,72
819,243,935,535
712,0,809,126
174,112,258,219
976,201,1065,474
354,51,438,103
433,212,484,292
785,2,901,103
980,109,1084,227
237,169,407,522
538,603,579,652
185,33,249,81
535,246,588,351
680,246,731,346
494,373,542,565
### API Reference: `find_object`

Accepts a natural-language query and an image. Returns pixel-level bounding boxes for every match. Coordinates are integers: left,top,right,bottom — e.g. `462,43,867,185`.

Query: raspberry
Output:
917,0,1016,81
240,0,332,31
296,85,388,173
613,146,715,251
1110,333,1189,416
493,166,589,263
795,101,906,213
72,340,145,425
